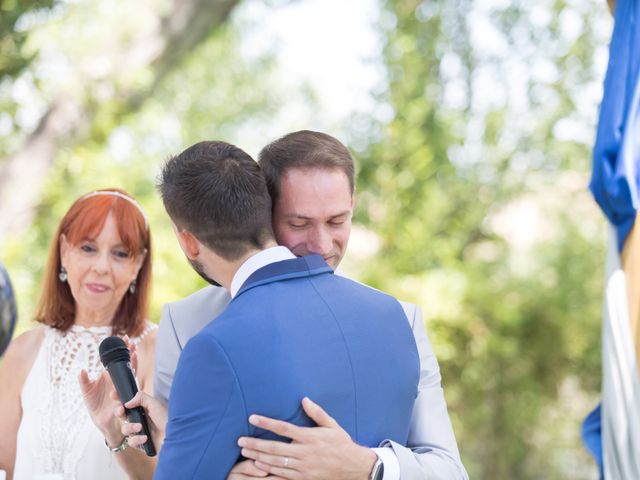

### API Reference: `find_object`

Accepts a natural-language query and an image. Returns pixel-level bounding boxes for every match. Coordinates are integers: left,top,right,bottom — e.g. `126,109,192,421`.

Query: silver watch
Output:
369,456,384,480
104,436,128,453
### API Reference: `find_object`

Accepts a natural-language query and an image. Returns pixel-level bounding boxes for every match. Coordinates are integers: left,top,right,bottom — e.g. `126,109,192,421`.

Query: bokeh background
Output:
0,0,612,477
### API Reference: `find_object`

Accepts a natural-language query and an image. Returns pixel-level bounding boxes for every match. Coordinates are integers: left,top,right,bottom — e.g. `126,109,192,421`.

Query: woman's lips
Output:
86,283,111,293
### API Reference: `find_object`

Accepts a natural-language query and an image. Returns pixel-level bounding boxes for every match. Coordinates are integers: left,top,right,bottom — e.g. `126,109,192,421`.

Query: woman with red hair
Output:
0,189,156,480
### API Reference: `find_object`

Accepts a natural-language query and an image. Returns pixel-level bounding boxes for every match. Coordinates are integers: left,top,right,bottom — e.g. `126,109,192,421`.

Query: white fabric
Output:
230,246,295,297
602,226,640,479
378,303,467,479
13,323,155,480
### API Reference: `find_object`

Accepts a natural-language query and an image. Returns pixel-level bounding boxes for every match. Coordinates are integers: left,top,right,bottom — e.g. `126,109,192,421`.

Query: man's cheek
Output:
275,228,293,246
280,233,306,253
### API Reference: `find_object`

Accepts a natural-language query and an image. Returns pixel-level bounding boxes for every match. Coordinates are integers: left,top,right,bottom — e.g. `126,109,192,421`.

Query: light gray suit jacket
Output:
154,285,468,480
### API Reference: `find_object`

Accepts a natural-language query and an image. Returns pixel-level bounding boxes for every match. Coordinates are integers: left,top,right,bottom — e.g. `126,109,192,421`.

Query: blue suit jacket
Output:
155,255,420,480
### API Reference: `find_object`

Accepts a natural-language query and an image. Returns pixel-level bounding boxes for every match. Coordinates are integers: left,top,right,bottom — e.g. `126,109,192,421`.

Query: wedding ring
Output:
283,457,290,468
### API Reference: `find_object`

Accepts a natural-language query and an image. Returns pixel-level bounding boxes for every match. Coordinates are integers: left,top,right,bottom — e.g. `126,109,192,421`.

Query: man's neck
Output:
213,240,279,290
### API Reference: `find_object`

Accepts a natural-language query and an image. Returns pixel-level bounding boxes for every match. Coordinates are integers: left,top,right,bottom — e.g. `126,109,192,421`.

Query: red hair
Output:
35,188,152,336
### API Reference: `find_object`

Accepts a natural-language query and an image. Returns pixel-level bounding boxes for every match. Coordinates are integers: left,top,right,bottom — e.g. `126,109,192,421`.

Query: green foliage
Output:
0,0,57,79
349,0,610,477
0,0,58,157
1,5,282,333
0,0,613,478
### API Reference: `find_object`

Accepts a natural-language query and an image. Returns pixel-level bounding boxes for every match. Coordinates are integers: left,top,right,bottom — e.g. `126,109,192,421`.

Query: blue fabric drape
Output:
586,0,640,476
589,0,640,252
582,403,604,479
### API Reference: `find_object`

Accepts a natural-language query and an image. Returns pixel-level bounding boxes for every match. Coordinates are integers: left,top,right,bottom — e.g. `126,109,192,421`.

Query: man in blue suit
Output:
155,131,466,480
154,141,420,479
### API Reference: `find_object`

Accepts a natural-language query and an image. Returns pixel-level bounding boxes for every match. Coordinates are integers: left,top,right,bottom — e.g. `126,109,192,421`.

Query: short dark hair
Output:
158,141,274,261
258,130,355,203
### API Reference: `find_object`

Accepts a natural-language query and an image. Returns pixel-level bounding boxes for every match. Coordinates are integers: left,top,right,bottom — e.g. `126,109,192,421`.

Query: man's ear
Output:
176,230,201,260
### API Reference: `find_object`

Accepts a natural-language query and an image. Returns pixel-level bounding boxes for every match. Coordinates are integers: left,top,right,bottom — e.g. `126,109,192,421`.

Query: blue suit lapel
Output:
235,254,333,298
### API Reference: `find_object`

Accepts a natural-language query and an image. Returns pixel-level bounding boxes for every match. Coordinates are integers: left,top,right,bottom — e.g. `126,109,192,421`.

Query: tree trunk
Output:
0,0,242,243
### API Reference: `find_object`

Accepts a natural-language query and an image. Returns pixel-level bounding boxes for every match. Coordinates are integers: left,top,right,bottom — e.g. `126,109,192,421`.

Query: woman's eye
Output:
113,250,131,259
80,244,96,253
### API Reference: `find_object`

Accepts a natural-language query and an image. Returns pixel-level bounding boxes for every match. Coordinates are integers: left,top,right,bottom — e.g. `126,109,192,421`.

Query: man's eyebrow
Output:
329,211,351,219
282,211,351,220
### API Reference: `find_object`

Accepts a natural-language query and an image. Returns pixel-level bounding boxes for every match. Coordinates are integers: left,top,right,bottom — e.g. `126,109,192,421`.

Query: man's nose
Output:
307,227,332,255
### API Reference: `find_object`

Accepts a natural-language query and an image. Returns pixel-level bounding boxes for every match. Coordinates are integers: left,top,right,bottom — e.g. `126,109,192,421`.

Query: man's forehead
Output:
274,167,354,217
279,167,351,195
280,166,350,186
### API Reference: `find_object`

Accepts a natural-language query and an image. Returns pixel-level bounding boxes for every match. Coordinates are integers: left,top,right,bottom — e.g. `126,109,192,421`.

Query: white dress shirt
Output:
230,246,296,298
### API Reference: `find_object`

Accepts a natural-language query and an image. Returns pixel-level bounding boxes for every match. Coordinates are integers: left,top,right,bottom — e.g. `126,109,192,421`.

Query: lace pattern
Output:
35,322,155,478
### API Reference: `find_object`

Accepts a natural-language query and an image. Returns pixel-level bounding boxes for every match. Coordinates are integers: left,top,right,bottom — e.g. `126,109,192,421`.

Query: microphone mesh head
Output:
99,336,130,367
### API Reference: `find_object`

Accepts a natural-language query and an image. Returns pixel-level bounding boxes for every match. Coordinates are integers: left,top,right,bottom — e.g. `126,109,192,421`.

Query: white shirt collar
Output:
230,246,296,298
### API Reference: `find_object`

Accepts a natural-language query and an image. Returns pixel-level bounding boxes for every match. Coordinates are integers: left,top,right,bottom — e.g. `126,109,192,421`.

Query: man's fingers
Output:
301,397,339,428
253,461,299,480
248,415,306,441
241,448,299,471
238,437,299,457
228,459,269,477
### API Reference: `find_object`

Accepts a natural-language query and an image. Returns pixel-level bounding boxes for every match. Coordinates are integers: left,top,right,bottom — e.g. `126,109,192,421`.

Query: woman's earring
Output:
129,279,137,294
59,266,68,282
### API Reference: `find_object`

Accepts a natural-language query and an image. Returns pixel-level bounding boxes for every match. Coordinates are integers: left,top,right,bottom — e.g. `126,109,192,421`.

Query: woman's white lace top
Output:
13,322,155,480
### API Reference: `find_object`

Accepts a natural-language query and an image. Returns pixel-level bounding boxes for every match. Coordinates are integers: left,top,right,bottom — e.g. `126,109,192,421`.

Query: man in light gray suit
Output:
154,131,468,480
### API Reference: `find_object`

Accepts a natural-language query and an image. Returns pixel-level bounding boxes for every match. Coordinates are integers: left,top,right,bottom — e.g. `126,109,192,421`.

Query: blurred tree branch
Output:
0,0,57,79
0,0,242,243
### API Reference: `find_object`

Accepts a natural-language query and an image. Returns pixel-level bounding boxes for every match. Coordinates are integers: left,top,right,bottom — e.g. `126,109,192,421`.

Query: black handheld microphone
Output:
99,336,157,456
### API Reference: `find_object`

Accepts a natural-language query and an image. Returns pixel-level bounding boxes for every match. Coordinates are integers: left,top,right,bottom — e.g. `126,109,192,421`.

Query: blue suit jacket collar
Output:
234,254,333,298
